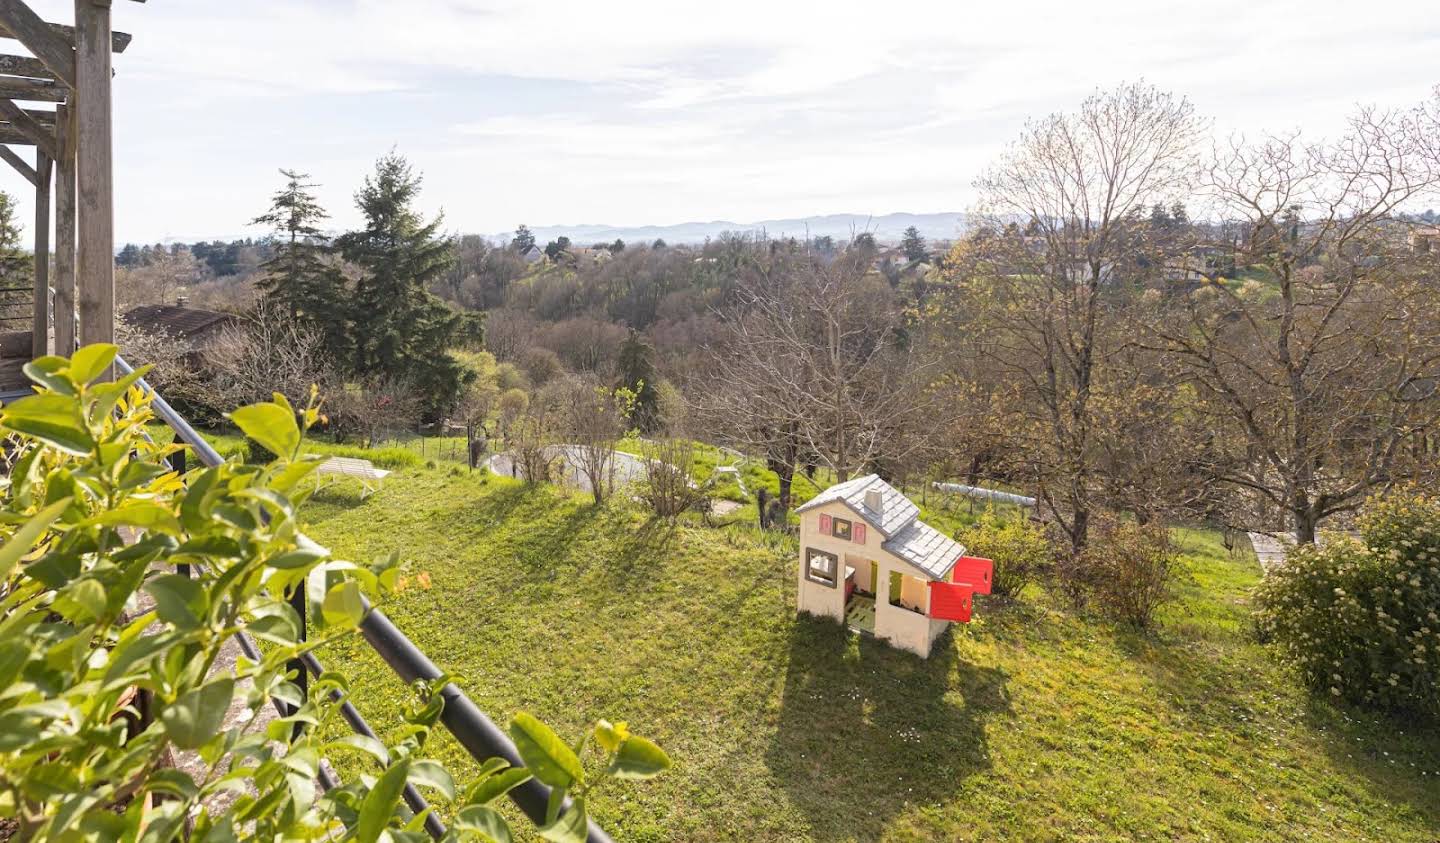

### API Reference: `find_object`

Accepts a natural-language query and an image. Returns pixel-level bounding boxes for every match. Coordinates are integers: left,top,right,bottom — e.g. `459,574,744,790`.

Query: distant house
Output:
795,474,992,657
1411,226,1440,254
568,247,613,265
519,244,545,264
122,297,238,357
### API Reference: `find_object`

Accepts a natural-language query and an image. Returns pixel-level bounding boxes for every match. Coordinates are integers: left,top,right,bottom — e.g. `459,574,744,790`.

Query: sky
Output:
9,0,1440,245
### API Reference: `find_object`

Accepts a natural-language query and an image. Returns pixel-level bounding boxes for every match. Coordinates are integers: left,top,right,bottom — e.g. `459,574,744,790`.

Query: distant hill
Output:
143,212,970,251
491,212,969,247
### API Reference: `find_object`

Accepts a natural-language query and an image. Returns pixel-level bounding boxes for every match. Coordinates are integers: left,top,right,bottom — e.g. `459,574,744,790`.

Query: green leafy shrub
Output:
1082,518,1176,629
955,509,1051,597
0,345,668,840
1256,493,1440,719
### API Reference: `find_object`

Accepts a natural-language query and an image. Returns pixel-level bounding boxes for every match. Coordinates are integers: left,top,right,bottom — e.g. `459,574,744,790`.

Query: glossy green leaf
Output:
86,503,182,535
69,344,118,385
321,580,365,628
323,733,389,765
466,767,532,806
406,759,456,801
228,401,300,462
509,712,583,790
0,497,72,582
453,805,513,843
608,735,672,780
355,757,410,843
0,393,93,455
144,574,207,630
537,798,588,843
160,677,234,750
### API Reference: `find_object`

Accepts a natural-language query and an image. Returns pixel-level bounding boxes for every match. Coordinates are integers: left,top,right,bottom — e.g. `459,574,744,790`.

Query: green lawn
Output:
255,456,1440,843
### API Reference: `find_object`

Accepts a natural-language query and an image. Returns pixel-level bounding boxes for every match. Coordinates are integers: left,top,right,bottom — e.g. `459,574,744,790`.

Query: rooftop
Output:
795,473,919,538
799,473,965,579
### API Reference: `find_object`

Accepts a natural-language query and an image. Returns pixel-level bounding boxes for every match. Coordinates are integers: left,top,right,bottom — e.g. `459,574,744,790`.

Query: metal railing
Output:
116,355,614,843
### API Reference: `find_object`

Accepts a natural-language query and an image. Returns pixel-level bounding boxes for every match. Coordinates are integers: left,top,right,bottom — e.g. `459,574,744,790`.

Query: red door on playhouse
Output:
951,556,994,594
927,581,974,622
927,556,994,623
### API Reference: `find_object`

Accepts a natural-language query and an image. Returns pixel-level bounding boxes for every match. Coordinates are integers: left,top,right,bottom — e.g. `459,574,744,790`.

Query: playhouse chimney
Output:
865,487,883,514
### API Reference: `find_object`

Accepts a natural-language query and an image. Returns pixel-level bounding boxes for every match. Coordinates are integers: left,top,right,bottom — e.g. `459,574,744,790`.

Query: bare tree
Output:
1142,100,1440,542
116,247,205,310
326,378,424,447
115,316,197,405
700,244,942,516
638,438,708,520
953,82,1205,554
509,385,561,485
557,375,627,505
203,299,336,413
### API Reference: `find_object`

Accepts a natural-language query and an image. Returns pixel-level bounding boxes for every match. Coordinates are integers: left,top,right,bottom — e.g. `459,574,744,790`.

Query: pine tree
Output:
901,226,928,262
0,191,26,285
336,153,469,414
252,170,347,350
617,330,661,432
512,224,536,253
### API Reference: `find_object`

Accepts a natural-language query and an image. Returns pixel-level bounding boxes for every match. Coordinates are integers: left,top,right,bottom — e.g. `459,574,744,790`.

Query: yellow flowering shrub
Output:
1256,493,1440,720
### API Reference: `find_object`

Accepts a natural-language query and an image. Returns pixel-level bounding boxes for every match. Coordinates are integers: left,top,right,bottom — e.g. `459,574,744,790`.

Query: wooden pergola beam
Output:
32,144,48,356
0,97,54,157
0,52,51,80
0,124,36,144
53,102,73,355
0,142,34,184
0,76,65,101
0,0,75,87
75,0,114,370
0,20,132,54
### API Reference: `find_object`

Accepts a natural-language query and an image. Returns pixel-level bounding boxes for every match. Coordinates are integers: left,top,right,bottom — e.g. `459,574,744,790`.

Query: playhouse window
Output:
830,517,852,541
806,547,839,587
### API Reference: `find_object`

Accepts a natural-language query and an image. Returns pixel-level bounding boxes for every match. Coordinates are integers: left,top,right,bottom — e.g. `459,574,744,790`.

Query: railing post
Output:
288,585,307,736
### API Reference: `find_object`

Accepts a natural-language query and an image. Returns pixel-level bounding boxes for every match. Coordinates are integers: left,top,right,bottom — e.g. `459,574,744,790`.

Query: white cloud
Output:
2,0,1436,243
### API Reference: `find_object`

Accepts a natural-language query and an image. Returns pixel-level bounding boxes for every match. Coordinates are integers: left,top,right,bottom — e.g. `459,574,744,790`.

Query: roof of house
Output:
798,474,965,579
882,519,966,579
795,473,918,537
122,304,236,339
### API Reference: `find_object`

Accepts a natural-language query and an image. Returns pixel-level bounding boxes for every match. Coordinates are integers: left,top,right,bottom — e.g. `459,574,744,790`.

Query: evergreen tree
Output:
543,236,571,262
512,224,536,253
116,243,143,268
617,330,661,432
901,225,928,261
0,191,26,284
609,238,625,254
252,170,347,350
336,153,470,414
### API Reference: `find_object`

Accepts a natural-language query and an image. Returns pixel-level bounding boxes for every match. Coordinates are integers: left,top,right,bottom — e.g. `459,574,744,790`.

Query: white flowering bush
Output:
1255,494,1440,720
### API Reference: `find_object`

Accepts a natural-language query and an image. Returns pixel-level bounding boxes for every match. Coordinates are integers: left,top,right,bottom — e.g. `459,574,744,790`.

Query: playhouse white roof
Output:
882,519,966,580
794,474,919,538
797,474,966,580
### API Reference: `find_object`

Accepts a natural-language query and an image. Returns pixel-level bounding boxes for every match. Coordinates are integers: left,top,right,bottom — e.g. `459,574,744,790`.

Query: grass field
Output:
173,427,1440,841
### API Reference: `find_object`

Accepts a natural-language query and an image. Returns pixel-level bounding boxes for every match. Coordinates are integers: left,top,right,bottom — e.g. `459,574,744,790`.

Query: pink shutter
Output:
853,523,866,544
818,514,832,535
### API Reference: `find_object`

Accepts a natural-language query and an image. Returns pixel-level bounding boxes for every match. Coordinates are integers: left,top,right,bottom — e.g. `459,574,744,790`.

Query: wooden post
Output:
31,147,50,357
53,103,74,355
74,0,113,369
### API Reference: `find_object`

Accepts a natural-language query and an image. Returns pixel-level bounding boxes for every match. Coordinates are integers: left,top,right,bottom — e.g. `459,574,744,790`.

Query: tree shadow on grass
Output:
605,517,682,589
1302,698,1440,829
1110,623,1440,832
766,615,1010,842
